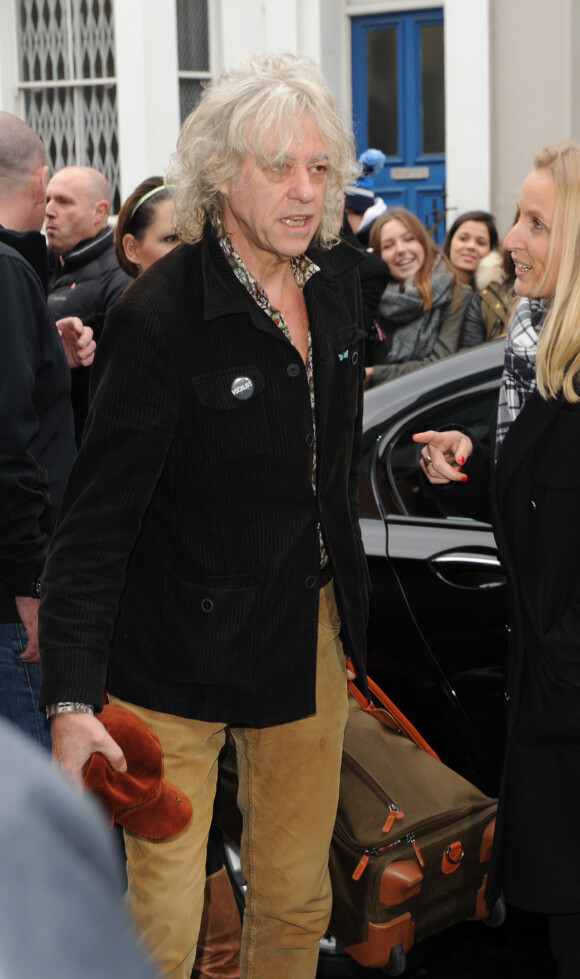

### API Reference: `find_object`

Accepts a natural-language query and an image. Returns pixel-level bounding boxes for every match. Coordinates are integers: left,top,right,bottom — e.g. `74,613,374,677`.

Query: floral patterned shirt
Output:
219,234,329,571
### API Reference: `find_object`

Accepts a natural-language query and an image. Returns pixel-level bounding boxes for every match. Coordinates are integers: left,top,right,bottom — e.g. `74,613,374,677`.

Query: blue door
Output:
351,9,446,240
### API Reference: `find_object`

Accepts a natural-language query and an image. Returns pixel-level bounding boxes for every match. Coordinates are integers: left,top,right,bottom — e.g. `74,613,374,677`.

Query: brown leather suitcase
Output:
328,684,500,974
213,675,502,976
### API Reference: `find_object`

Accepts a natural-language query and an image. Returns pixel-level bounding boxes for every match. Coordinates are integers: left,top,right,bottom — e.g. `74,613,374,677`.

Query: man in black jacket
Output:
45,165,129,444
0,112,80,750
40,52,369,979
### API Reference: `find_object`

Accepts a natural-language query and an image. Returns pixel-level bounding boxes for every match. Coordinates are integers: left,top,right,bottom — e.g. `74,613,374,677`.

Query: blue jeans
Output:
0,622,51,751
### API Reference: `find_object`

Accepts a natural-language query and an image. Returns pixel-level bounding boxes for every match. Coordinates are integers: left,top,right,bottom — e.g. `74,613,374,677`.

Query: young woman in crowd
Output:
443,209,515,347
114,176,179,277
460,247,516,346
365,207,472,386
415,141,580,979
442,209,499,288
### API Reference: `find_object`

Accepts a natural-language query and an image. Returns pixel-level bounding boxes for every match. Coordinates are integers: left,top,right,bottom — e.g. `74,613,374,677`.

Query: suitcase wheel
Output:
381,944,406,976
483,896,506,928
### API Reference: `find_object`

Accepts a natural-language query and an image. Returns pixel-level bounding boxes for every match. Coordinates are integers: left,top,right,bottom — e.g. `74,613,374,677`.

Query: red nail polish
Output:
457,455,465,465
461,475,468,482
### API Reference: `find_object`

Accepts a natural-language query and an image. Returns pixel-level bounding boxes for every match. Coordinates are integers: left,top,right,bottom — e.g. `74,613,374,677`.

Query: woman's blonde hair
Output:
369,207,458,310
535,141,580,401
165,51,357,249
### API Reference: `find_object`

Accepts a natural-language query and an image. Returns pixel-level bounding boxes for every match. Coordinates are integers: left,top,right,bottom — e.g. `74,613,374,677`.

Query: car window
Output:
378,387,499,520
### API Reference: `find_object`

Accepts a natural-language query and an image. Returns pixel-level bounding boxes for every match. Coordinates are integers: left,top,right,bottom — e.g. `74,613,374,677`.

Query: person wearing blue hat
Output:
342,148,390,366
344,148,388,246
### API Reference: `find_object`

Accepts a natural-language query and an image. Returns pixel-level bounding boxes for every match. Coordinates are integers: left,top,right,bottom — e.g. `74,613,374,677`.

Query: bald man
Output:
0,112,78,749
46,166,130,444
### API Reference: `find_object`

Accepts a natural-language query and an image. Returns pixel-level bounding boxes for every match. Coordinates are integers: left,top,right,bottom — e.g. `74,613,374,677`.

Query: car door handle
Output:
430,551,506,590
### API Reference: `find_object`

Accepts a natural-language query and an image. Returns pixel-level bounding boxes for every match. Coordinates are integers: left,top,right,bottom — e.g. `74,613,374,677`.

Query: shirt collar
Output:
218,231,319,298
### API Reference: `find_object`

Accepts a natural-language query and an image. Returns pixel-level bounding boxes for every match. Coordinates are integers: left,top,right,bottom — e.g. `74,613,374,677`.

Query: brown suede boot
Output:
191,866,242,979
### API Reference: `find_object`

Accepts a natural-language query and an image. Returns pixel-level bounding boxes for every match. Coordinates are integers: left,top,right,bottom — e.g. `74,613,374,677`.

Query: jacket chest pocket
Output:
191,366,272,468
334,328,365,423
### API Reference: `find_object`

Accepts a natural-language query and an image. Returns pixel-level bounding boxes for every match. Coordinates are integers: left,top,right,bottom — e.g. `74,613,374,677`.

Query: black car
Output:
359,338,507,797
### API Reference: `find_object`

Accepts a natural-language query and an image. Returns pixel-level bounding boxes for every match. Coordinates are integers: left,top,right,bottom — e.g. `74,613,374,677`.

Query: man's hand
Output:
14,596,40,662
50,712,127,785
56,316,96,369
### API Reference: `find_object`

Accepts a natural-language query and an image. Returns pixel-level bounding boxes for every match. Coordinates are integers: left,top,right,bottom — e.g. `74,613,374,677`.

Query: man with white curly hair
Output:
39,51,369,979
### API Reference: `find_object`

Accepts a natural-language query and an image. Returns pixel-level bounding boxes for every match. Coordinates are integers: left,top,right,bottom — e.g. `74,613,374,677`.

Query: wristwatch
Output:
46,702,95,720
31,577,42,599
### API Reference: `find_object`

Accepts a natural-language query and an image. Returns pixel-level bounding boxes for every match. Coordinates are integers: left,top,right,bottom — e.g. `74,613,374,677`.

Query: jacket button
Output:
201,599,214,613
287,363,300,377
352,351,359,365
305,433,314,447
528,499,537,511
305,576,317,588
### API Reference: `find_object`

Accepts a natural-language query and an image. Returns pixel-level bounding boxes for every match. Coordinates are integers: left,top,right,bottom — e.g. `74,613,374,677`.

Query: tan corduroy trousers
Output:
110,579,348,979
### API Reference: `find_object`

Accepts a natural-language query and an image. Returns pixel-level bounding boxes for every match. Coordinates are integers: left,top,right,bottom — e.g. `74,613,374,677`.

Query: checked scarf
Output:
378,259,456,363
495,296,545,463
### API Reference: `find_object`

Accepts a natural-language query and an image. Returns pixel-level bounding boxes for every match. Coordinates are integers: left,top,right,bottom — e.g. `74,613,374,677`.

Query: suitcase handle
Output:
346,661,439,761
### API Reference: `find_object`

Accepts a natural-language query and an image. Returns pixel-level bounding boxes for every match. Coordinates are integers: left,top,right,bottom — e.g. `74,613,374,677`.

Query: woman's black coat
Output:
444,391,580,913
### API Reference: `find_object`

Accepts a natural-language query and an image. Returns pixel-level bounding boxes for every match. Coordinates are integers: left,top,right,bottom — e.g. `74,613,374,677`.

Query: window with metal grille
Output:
176,0,210,123
17,0,121,212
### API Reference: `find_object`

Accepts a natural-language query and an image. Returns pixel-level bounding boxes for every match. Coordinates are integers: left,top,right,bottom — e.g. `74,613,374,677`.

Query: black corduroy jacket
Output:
39,226,370,725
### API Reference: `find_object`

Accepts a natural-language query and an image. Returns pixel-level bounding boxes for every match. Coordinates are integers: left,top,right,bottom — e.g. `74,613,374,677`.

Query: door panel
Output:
360,369,508,796
351,9,446,240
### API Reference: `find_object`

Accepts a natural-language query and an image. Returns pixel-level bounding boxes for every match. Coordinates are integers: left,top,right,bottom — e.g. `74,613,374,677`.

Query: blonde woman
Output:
415,141,580,979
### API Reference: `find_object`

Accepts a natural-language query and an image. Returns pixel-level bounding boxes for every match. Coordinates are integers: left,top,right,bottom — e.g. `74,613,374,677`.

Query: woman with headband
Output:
114,176,179,277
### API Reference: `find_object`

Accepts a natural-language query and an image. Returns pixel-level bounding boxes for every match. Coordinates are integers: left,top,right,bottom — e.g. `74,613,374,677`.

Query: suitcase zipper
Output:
382,802,405,834
352,848,381,880
337,797,480,880
342,753,404,827
341,754,412,844
351,831,425,880
339,748,493,880
341,754,482,842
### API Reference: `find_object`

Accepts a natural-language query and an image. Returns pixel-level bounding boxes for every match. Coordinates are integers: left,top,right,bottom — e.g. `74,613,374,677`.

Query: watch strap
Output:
46,702,95,719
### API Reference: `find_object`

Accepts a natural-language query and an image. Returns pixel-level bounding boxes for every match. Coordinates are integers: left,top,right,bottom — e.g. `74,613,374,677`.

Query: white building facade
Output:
0,0,579,238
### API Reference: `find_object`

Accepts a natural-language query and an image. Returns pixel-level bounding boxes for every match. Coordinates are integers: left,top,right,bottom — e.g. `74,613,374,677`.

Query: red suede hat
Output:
83,705,192,840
